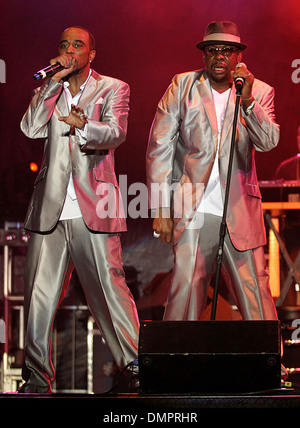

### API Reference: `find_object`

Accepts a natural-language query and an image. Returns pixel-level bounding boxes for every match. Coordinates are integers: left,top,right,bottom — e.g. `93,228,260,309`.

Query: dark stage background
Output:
1,2,300,393
1,0,300,297
1,0,300,219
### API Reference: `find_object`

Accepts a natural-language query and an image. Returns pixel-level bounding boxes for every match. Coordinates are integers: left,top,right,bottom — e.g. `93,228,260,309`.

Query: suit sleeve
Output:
242,83,280,152
146,75,181,209
79,81,130,151
20,78,63,139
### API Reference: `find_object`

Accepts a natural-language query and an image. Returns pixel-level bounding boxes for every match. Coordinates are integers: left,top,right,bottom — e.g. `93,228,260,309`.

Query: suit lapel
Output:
219,85,236,156
196,72,218,150
78,70,103,109
55,70,103,116
56,87,69,117
196,74,241,157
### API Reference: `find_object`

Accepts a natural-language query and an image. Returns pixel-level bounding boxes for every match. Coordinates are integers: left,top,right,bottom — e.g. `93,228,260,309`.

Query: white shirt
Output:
59,70,91,220
198,87,231,217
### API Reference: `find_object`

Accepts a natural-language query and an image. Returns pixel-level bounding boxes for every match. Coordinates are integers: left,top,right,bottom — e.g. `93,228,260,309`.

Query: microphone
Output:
234,62,247,92
33,63,64,80
234,76,245,92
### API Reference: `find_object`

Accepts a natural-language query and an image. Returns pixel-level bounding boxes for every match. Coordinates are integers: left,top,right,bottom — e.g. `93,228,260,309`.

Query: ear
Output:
89,50,96,63
237,51,242,62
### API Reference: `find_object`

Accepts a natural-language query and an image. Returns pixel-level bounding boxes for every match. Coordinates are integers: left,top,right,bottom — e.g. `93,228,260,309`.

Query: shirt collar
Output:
63,69,92,91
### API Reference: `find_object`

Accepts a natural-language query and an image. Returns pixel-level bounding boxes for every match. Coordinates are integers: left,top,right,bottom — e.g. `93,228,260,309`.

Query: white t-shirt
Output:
59,71,91,220
198,87,231,217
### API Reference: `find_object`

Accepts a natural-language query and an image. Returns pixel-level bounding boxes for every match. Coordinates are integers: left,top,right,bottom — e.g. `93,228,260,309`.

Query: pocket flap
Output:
246,183,262,199
93,169,118,188
34,166,47,186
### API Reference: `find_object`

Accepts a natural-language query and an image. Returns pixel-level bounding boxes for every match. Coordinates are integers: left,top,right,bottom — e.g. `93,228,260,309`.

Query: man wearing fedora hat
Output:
146,22,280,323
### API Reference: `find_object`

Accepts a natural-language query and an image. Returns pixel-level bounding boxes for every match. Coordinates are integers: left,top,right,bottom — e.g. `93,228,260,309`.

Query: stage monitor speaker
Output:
138,320,281,394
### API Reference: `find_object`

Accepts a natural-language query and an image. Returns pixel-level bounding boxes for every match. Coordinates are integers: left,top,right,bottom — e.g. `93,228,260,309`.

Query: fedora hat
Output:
196,21,247,51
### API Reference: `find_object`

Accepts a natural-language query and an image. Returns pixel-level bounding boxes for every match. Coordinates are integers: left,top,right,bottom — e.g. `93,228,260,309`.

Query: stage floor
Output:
1,389,300,414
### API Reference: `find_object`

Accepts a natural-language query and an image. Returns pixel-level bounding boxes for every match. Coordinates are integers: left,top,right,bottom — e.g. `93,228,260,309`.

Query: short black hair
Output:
62,26,96,50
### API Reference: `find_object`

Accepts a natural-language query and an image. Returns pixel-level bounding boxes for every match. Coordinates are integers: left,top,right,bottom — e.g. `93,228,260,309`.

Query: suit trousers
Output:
164,213,278,321
22,217,139,389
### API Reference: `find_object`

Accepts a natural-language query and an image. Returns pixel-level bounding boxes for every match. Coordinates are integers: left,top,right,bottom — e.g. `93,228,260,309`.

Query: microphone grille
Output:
236,62,247,69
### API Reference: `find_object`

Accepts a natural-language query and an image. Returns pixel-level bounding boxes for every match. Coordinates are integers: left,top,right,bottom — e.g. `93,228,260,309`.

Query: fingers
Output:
71,105,88,129
71,104,88,120
232,63,253,82
58,105,88,129
50,54,76,69
160,230,173,243
232,64,254,99
50,55,77,81
153,228,172,243
153,216,173,243
236,67,253,83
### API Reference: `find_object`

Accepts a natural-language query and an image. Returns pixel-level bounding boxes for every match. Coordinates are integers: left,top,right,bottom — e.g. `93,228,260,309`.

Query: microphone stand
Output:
210,86,242,321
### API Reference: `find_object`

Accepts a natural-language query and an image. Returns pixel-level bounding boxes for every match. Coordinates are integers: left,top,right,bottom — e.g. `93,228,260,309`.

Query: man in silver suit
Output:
19,26,139,393
146,22,280,322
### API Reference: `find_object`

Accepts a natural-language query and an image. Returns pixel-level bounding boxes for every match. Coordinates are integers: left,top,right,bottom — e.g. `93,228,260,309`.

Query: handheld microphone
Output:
234,62,247,92
234,76,245,92
33,63,64,80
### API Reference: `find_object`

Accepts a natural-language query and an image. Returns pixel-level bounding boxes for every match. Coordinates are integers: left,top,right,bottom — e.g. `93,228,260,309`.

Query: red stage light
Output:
29,162,38,172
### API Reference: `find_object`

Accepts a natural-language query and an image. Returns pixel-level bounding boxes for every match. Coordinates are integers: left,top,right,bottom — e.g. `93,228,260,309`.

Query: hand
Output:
58,104,88,129
232,63,254,104
50,54,77,82
153,208,173,243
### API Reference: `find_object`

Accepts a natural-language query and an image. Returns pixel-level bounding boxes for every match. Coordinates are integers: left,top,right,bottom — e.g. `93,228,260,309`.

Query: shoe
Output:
123,360,139,393
17,382,52,394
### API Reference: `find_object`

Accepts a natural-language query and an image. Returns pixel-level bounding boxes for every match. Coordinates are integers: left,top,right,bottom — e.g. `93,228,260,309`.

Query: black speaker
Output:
138,321,281,394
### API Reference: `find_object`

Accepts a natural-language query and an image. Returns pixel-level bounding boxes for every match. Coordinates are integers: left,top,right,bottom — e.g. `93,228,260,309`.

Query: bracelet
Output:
242,96,254,102
244,100,255,115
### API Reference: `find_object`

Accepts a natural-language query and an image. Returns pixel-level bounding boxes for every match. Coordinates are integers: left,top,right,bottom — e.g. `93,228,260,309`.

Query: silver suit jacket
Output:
21,70,129,233
146,69,280,250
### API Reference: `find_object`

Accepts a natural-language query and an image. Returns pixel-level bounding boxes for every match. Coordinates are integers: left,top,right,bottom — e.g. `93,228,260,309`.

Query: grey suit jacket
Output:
146,69,280,250
21,70,128,233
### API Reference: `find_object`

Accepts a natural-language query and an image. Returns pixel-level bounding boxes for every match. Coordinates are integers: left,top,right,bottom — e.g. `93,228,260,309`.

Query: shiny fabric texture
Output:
23,218,139,388
146,69,280,249
147,69,280,322
164,214,278,321
20,70,128,233
20,70,139,390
